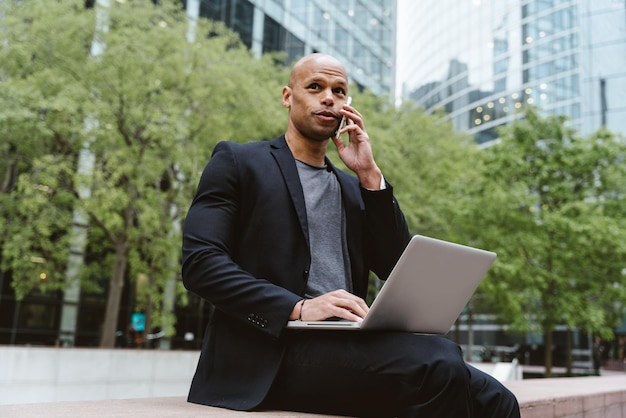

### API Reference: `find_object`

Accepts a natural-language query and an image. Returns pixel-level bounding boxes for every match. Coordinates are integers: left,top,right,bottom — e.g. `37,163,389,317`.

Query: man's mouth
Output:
315,110,340,122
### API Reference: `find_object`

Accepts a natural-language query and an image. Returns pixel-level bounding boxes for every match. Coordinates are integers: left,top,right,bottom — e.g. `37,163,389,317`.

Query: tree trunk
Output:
99,240,129,348
544,329,553,377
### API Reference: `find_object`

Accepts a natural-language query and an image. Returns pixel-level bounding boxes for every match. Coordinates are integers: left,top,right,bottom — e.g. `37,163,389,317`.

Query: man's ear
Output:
282,86,292,109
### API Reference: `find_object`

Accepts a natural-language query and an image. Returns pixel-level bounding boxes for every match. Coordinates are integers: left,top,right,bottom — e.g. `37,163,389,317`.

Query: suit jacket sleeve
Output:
361,184,413,280
182,142,302,339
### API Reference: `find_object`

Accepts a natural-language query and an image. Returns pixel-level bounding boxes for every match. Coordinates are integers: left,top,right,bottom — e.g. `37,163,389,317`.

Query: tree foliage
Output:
0,0,287,347
462,108,626,375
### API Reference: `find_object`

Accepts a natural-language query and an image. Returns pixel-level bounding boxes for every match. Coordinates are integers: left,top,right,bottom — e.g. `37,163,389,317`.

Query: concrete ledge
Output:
505,375,626,418
0,346,198,404
1,375,625,417
0,397,337,417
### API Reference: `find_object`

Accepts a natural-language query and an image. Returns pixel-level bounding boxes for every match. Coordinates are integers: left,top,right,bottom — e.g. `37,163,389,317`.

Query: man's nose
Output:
321,89,334,106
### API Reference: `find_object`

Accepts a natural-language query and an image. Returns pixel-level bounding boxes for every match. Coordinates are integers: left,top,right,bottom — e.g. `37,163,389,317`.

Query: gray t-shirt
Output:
295,160,352,298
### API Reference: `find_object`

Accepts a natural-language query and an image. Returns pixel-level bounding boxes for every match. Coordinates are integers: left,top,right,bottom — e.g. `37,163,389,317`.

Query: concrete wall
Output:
0,346,521,406
0,346,199,405
0,346,522,405
2,346,625,417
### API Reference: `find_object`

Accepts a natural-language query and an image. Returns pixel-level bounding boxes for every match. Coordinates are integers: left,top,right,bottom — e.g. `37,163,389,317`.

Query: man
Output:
182,53,520,417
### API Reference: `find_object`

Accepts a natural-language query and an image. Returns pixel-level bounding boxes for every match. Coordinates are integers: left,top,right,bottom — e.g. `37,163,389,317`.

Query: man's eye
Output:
308,83,320,90
333,88,346,95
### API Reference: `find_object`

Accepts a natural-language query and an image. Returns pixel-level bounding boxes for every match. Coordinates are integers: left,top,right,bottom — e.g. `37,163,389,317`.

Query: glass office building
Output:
188,0,397,96
398,0,626,144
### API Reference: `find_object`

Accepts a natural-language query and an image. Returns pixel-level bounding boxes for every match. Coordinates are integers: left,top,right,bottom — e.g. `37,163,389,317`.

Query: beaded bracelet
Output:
298,299,306,321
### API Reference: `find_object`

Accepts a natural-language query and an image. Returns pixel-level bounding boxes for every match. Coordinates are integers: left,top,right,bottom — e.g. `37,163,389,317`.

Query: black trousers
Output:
260,331,520,417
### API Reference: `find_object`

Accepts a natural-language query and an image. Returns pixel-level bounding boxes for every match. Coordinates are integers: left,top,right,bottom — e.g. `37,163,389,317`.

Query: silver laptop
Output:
286,234,496,334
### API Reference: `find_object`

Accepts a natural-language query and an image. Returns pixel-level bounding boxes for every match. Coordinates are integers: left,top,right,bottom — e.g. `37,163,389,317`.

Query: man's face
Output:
283,55,349,142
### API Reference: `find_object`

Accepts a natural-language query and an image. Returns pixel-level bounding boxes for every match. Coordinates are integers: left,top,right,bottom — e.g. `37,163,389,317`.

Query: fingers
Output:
331,132,346,154
302,290,369,322
334,104,365,139
340,106,364,134
330,103,377,178
342,102,362,121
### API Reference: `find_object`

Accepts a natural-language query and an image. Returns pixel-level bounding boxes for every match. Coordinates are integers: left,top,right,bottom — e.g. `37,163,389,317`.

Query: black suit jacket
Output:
182,136,411,410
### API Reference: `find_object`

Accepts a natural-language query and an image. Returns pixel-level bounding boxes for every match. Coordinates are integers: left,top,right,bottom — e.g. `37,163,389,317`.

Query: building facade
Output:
398,0,626,144
188,0,397,96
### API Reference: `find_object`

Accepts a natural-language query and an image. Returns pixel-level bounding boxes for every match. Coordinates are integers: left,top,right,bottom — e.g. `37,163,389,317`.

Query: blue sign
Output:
131,312,145,332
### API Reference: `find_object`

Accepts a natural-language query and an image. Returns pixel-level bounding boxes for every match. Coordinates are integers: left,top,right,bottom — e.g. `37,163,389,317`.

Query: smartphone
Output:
335,96,352,139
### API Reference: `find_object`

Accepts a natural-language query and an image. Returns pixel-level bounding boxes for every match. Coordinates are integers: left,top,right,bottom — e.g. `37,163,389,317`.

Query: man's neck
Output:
285,133,328,167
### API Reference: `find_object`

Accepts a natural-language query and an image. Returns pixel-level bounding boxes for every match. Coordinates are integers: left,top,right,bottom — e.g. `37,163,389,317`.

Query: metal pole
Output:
57,0,109,347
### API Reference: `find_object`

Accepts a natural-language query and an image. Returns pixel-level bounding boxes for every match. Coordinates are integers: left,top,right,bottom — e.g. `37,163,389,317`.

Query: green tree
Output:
464,108,626,376
0,0,93,298
0,0,287,347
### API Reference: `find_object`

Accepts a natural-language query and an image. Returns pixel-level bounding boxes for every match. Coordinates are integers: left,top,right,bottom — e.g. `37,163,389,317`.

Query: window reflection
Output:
403,0,601,144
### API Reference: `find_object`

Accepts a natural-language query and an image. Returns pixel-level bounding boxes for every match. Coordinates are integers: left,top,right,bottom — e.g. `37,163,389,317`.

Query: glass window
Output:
200,0,254,49
312,5,331,39
263,15,284,53
231,0,254,49
285,31,305,65
334,24,350,57
494,58,509,75
18,302,59,330
288,0,308,24
199,0,227,21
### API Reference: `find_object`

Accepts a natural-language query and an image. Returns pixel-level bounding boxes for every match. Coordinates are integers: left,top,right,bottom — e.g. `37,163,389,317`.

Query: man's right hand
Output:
290,289,369,322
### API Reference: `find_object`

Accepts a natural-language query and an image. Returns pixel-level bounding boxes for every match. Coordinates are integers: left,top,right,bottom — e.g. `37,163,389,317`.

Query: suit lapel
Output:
270,136,310,248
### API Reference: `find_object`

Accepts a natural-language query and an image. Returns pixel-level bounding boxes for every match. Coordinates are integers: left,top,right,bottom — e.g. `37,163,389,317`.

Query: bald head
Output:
289,53,348,87
281,53,351,145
